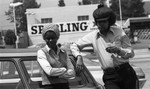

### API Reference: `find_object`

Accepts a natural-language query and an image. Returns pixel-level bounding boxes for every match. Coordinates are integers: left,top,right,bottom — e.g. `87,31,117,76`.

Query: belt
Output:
103,62,129,73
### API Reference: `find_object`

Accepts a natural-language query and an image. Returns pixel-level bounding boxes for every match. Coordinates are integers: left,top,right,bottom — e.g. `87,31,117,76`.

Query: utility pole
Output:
119,0,123,28
10,2,23,48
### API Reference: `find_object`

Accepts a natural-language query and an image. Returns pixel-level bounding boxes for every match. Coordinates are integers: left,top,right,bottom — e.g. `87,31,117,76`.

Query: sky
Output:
0,0,13,30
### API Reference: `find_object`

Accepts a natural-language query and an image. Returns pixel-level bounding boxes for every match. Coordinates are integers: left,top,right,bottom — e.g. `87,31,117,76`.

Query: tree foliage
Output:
78,0,92,5
5,0,41,34
4,30,16,45
82,0,91,5
78,0,106,5
90,0,101,4
58,0,65,7
110,0,146,20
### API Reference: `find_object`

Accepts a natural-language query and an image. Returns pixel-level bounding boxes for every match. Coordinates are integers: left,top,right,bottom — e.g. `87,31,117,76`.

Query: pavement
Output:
131,39,150,60
132,39,150,49
133,48,150,59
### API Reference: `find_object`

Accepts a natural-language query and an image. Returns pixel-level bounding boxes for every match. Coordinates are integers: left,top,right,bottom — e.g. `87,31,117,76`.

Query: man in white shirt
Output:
70,4,138,89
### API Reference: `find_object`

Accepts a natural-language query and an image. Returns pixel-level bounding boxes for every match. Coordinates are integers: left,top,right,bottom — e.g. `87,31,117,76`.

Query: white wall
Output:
26,4,98,24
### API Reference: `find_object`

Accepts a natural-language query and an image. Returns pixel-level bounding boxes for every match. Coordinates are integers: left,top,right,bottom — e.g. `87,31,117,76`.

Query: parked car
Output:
0,48,104,89
0,47,146,89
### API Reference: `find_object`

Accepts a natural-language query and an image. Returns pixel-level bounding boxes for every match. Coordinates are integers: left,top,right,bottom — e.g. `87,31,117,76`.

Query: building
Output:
26,4,97,25
26,4,98,45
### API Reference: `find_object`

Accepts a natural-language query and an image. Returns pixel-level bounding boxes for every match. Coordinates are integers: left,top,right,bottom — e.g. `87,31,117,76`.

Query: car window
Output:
0,61,25,89
21,60,85,89
23,61,41,78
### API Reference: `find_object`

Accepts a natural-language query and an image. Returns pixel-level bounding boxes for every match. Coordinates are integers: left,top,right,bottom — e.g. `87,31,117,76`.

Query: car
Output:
0,46,146,89
0,48,104,89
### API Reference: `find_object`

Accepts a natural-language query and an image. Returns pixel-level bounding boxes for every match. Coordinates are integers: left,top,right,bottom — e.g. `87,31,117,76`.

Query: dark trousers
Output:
103,63,139,89
42,83,70,89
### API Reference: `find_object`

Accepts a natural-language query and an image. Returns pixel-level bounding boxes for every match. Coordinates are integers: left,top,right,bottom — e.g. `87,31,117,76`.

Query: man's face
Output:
96,20,109,32
44,31,58,48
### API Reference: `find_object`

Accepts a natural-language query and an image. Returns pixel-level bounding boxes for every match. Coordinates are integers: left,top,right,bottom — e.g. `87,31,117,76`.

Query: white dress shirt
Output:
70,25,134,69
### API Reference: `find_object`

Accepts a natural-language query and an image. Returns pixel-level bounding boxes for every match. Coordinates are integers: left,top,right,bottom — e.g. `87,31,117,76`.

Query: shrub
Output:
4,30,17,45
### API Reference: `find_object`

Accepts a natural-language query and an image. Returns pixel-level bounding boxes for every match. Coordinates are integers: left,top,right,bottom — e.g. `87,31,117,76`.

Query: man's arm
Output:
70,31,94,57
118,35,135,59
70,32,94,71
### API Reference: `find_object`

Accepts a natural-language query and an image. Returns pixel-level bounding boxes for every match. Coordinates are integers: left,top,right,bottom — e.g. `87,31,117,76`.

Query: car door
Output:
0,59,26,89
18,55,104,89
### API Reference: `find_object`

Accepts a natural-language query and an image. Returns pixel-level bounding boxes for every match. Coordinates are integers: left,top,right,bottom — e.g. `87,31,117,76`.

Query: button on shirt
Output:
70,25,134,69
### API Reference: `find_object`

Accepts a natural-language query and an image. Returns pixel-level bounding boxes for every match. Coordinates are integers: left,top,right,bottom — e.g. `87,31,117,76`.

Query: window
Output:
22,59,84,88
23,61,41,79
0,61,25,89
41,18,52,23
78,15,89,21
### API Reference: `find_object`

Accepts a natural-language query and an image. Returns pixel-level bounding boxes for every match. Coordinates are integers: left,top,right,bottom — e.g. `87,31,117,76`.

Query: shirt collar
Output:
97,26,115,39
45,45,51,52
109,27,115,35
45,45,64,54
97,32,101,39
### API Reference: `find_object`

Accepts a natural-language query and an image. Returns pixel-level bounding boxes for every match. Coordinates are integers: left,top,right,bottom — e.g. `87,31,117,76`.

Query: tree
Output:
110,0,146,20
58,0,65,7
78,0,106,5
82,0,91,5
78,1,82,5
4,30,16,45
4,30,17,76
90,0,101,4
5,0,41,34
78,0,91,5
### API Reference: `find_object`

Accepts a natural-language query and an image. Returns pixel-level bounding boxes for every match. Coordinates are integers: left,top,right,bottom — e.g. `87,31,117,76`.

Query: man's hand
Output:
106,46,121,54
76,55,84,73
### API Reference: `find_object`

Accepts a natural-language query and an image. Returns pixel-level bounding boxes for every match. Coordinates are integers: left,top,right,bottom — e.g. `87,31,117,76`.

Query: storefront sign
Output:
28,21,98,45
28,21,97,36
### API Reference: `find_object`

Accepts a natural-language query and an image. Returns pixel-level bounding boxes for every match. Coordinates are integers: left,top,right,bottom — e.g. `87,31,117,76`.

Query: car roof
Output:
0,48,38,58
